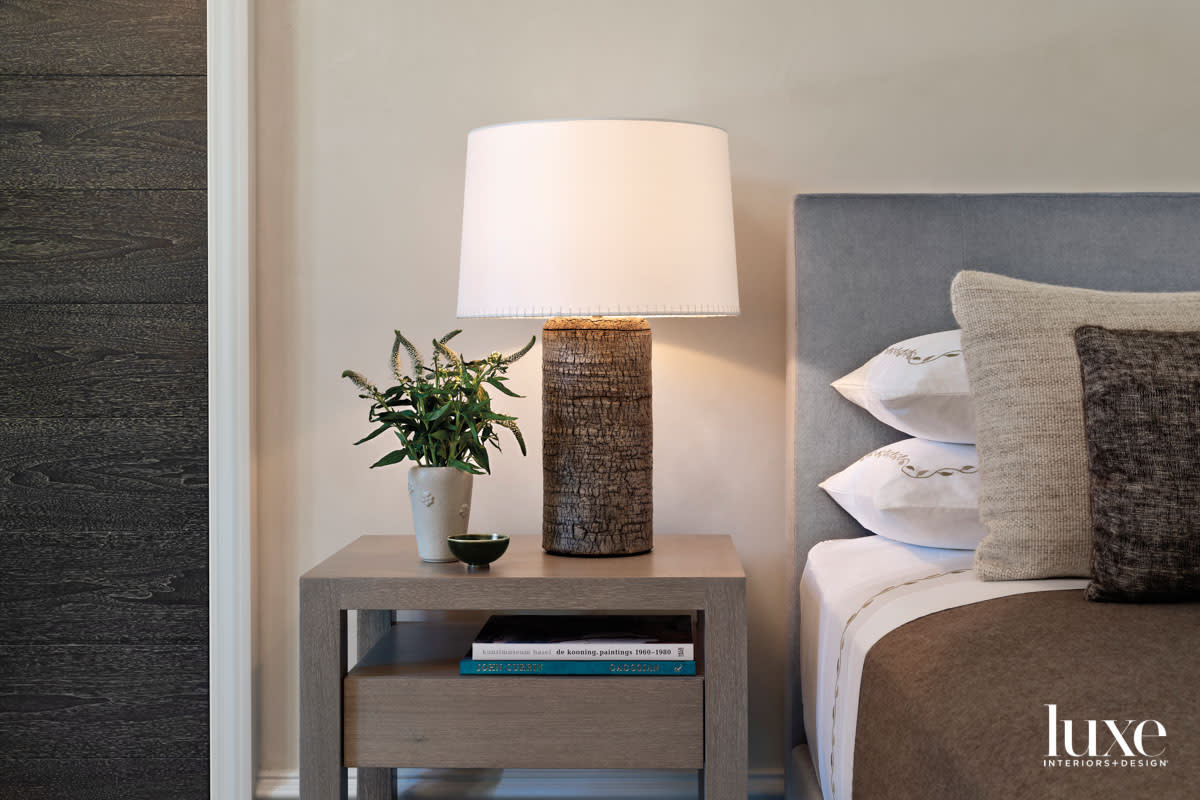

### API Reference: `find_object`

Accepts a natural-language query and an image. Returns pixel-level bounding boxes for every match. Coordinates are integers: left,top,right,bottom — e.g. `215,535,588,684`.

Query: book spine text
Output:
471,643,694,661
460,660,697,675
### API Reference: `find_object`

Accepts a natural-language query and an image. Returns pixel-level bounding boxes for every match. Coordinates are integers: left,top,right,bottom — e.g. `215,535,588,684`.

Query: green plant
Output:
342,329,534,475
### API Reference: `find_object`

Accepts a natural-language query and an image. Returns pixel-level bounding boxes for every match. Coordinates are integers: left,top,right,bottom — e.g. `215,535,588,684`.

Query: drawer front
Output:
344,676,703,768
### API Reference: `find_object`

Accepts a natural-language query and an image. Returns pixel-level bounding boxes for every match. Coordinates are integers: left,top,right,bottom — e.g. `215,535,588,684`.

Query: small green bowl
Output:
447,533,510,569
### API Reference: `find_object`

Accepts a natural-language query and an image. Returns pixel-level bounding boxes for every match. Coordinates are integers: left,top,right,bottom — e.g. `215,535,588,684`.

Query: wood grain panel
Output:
0,644,207,759
0,77,205,190
344,621,702,769
0,304,206,416
0,0,205,76
0,190,206,303
701,580,748,799
0,416,207,532
0,757,208,800
305,534,746,580
299,584,350,800
345,673,704,769
0,1,208,793
0,530,205,645
356,611,397,800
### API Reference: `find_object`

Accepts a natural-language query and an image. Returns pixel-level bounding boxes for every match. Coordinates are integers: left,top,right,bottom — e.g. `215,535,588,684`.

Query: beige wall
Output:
255,0,1200,775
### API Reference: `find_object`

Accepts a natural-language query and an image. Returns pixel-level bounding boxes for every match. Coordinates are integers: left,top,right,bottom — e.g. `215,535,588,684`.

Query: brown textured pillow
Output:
1075,326,1200,602
951,271,1200,580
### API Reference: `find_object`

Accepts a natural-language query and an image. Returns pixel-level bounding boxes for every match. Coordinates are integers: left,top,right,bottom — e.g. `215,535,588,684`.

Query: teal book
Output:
459,658,696,676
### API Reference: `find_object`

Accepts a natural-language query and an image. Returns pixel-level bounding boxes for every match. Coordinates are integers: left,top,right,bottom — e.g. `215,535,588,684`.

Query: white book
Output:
471,642,694,661
470,614,695,662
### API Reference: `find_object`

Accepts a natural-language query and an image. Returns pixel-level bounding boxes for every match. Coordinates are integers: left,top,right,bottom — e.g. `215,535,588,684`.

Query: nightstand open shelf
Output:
300,534,746,799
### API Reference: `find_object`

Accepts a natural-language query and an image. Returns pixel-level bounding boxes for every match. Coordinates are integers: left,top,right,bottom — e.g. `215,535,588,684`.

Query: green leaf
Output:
464,422,482,446
468,442,490,473
485,377,522,398
353,424,390,446
370,449,409,468
448,458,483,475
425,403,453,422
383,386,413,403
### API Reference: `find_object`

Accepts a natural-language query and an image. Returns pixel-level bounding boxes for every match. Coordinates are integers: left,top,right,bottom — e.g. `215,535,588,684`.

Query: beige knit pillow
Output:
950,271,1200,580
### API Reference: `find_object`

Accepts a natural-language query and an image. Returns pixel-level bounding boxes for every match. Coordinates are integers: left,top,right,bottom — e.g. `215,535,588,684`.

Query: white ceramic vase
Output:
408,466,473,562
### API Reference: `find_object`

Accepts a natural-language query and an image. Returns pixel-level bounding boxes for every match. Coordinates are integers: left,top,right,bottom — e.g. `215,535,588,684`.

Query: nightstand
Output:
299,534,747,799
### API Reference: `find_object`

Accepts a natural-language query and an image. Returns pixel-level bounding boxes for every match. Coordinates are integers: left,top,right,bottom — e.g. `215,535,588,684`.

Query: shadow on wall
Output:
651,178,787,378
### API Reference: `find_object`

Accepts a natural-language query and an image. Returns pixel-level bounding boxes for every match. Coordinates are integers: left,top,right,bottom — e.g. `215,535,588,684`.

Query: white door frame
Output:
208,0,255,796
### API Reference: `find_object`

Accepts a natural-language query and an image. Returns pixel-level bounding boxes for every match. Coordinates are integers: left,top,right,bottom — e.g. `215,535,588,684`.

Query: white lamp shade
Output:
457,119,739,318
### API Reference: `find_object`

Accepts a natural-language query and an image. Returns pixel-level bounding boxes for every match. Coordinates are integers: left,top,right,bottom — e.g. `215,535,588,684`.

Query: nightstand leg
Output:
300,584,348,800
356,610,396,800
700,582,748,799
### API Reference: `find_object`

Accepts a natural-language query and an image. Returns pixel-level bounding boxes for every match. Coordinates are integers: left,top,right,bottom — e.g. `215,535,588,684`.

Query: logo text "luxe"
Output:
1045,704,1167,758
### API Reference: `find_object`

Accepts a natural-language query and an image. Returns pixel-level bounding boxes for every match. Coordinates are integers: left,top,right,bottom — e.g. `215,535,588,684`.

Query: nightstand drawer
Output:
344,673,703,768
342,620,704,769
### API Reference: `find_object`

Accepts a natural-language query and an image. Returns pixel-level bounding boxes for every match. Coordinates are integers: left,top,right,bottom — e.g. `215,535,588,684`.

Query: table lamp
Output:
457,119,739,556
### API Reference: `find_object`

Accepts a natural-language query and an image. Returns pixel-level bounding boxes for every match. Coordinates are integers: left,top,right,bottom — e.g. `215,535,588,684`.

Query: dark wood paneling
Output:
0,530,205,645
0,191,206,303
0,304,206,417
0,644,207,759
0,0,205,77
0,758,208,800
0,416,207,532
0,3,208,796
0,77,206,190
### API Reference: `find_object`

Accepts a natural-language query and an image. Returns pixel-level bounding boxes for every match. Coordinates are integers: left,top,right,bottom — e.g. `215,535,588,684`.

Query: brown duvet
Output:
853,589,1200,799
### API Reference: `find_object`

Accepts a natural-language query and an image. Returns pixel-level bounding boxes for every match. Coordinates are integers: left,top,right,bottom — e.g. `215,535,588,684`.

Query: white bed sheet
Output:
799,535,1086,800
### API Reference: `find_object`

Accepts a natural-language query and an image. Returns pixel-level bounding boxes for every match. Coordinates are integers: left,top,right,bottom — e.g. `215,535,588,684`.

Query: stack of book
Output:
460,614,695,675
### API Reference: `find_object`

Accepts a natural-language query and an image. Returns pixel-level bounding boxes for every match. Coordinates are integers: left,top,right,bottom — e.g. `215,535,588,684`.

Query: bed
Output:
787,194,1200,799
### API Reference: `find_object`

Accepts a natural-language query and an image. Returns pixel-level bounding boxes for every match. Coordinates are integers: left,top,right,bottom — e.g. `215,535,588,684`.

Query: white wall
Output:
255,0,1200,775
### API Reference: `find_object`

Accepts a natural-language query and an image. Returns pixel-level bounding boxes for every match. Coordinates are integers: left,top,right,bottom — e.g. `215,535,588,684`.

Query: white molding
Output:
209,0,255,798
255,769,784,799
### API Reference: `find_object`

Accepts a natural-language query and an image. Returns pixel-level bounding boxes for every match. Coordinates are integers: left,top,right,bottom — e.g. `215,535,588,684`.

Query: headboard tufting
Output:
788,193,1200,749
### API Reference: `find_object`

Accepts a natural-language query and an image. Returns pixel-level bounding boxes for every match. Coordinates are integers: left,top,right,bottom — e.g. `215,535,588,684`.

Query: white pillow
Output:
819,438,984,550
832,329,975,443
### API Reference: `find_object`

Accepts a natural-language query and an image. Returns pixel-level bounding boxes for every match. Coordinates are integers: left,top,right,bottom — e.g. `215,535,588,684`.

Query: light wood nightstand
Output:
299,533,747,799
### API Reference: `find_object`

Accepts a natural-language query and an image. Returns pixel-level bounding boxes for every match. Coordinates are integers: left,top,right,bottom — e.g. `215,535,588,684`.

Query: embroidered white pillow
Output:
832,329,975,443
819,438,984,550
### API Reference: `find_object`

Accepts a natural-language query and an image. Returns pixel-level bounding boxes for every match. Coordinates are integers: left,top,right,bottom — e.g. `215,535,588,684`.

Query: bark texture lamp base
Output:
542,317,653,556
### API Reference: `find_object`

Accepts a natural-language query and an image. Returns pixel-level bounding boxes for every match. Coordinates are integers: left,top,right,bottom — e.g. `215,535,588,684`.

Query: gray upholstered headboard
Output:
788,193,1200,747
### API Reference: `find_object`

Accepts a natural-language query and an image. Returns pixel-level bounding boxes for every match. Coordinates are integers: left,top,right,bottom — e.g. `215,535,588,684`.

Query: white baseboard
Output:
256,767,784,799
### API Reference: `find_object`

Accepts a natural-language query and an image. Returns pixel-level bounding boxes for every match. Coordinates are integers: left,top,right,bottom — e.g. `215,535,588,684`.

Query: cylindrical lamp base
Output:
542,317,652,556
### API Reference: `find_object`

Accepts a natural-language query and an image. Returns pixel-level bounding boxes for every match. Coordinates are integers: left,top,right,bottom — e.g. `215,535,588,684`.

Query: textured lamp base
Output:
542,317,652,556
